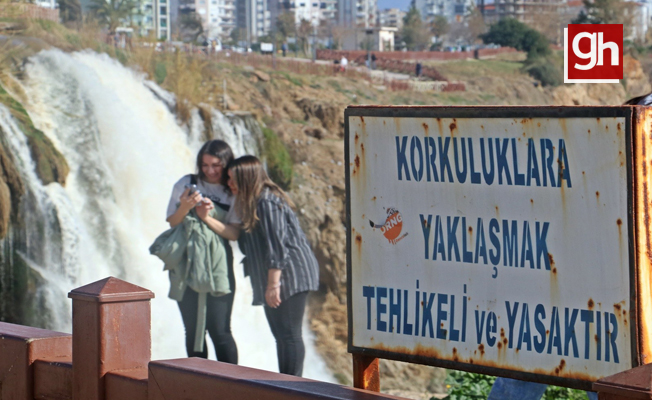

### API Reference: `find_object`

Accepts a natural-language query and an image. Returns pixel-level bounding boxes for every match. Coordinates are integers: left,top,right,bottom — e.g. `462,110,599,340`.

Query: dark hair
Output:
624,93,650,105
229,155,294,232
196,140,234,186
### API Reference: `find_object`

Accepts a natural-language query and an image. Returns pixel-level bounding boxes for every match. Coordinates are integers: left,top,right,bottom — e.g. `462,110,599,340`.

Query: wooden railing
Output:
0,277,406,400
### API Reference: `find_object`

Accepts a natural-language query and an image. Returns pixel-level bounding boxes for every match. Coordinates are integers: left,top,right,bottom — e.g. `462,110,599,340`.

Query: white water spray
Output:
7,49,332,381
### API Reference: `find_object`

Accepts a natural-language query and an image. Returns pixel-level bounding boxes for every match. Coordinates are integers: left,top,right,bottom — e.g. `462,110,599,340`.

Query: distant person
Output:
371,53,377,70
415,61,423,78
228,155,319,377
340,55,348,72
164,140,240,364
488,378,597,400
282,42,288,57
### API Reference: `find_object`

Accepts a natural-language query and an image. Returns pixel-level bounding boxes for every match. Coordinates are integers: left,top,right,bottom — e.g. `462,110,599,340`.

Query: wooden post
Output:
68,277,154,400
593,363,652,399
0,323,71,400
352,354,380,392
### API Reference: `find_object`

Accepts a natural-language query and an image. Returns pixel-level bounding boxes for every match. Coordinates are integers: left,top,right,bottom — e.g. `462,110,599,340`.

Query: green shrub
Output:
443,370,495,400
443,370,590,400
262,127,293,190
524,58,562,87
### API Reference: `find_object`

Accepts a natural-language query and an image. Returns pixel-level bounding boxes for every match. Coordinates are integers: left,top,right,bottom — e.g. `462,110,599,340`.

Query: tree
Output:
296,19,312,55
58,0,82,26
430,15,449,42
572,0,636,37
276,11,296,42
481,17,550,59
179,12,204,43
89,0,136,33
400,6,430,50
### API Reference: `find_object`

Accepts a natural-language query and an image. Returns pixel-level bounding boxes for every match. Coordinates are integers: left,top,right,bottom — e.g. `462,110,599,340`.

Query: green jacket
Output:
149,206,230,352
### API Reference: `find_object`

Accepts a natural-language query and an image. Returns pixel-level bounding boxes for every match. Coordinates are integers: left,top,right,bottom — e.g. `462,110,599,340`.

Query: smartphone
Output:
184,183,199,195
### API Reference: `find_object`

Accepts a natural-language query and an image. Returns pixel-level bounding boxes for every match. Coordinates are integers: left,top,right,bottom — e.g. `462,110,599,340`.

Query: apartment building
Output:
377,7,405,28
415,0,474,22
337,0,376,26
236,0,271,41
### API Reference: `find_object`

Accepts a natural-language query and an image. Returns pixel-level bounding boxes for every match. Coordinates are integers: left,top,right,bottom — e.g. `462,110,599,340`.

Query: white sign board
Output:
346,107,637,389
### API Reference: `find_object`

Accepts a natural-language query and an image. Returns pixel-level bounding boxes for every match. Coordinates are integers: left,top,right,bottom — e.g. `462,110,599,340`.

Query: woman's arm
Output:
166,188,202,227
265,268,282,308
195,201,241,240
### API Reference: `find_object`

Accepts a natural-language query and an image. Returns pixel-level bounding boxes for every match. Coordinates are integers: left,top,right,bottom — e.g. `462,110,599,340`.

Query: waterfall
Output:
2,49,332,381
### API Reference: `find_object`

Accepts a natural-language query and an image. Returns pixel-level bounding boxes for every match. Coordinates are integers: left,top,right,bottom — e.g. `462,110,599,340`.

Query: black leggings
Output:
264,291,308,376
177,246,238,363
177,288,238,363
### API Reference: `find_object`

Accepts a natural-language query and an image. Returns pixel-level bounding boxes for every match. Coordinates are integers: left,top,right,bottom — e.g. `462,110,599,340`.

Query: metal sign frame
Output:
345,106,641,391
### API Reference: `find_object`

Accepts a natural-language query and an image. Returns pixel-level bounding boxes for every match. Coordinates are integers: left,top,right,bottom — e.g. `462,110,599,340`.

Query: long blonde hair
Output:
229,155,295,232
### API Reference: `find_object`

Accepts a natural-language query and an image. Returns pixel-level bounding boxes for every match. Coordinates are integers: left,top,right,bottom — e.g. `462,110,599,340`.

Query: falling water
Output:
3,49,332,381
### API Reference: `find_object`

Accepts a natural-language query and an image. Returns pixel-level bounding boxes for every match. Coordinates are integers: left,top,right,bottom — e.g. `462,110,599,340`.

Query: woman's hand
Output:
179,188,203,213
265,285,281,308
195,198,214,220
266,269,282,308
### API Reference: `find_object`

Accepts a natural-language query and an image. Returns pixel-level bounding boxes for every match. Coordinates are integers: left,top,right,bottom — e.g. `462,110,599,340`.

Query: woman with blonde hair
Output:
227,155,319,376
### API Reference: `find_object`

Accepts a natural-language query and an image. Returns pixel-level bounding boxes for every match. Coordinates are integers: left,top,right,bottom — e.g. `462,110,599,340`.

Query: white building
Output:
338,0,376,27
295,0,321,25
377,7,405,28
415,0,474,22
236,0,271,42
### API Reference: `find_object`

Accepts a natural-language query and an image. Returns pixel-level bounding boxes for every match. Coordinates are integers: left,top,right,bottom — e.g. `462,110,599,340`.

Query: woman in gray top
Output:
227,155,319,376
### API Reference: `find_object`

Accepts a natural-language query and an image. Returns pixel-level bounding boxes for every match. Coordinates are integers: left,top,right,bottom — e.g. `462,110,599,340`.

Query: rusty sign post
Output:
345,106,652,391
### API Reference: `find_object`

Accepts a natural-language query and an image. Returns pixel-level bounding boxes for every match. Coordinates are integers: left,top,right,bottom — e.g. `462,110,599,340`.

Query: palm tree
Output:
89,0,136,33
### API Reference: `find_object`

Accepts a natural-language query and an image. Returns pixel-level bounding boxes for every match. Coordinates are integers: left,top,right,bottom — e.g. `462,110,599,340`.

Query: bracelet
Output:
267,282,281,289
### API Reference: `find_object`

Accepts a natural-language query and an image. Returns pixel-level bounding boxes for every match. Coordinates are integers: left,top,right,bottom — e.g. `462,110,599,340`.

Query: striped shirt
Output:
238,189,319,306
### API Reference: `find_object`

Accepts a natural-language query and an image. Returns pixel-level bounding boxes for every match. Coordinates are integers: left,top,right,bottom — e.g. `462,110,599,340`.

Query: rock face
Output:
0,136,24,238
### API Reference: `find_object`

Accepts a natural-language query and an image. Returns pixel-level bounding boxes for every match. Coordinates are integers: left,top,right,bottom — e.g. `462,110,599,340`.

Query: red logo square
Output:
564,24,623,83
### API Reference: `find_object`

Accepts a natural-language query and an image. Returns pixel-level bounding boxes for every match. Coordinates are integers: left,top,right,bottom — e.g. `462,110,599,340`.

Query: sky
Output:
377,0,411,11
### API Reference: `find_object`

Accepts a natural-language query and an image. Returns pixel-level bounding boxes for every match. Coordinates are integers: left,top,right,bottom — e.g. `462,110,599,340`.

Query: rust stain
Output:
355,133,359,145
537,122,541,128
596,191,600,198
423,122,429,136
500,328,505,338
355,155,360,169
449,122,457,135
617,123,621,130
614,303,622,311
497,342,502,349
361,143,365,154
360,116,365,123
355,234,362,252
530,199,534,204
588,129,591,134
594,334,599,343
478,344,485,356
468,226,473,234
552,267,557,274
372,196,377,201
588,298,594,309
548,253,555,267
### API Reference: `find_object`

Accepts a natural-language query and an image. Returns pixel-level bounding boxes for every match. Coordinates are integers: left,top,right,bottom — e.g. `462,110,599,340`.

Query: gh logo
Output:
564,24,623,83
